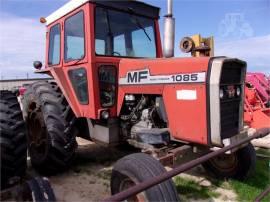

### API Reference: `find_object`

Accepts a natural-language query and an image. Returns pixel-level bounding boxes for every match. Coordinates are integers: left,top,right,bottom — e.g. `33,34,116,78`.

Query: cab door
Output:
60,4,97,118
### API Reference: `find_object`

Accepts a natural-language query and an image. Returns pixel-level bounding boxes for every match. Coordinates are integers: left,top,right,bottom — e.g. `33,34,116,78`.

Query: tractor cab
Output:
41,0,162,119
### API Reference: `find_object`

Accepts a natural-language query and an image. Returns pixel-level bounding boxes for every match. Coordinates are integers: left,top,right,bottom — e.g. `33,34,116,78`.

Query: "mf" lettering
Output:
127,70,148,83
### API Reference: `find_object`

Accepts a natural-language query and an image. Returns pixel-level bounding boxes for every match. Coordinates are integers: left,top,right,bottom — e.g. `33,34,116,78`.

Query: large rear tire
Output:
23,81,77,174
111,153,180,202
0,91,27,189
202,143,256,180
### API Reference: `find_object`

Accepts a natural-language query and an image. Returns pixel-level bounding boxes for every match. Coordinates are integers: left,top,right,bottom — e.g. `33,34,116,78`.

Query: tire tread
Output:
0,90,27,189
111,153,179,202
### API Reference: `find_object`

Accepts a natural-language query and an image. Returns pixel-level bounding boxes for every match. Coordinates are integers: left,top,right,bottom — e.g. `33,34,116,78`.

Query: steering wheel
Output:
112,51,121,56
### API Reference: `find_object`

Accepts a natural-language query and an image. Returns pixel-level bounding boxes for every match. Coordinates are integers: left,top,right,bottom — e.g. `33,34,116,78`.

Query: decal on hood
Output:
119,69,206,85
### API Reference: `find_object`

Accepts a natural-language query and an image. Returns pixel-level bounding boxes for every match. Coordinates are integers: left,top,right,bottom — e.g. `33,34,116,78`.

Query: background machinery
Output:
180,34,214,57
246,72,270,106
245,72,270,129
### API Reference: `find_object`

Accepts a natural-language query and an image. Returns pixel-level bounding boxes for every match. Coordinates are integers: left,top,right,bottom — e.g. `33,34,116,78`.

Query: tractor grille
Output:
220,67,242,84
220,63,244,139
220,100,240,139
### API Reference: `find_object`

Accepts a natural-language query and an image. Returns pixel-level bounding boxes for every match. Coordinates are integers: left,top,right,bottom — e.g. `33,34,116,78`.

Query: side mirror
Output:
33,61,42,70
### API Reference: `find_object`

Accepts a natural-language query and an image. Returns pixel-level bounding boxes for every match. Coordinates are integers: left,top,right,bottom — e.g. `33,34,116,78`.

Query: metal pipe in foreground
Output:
102,128,270,202
255,186,270,202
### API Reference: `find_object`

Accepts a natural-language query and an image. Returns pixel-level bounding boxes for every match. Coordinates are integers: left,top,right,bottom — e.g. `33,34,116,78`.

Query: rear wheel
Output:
0,91,27,189
202,143,256,180
111,153,180,202
23,81,77,174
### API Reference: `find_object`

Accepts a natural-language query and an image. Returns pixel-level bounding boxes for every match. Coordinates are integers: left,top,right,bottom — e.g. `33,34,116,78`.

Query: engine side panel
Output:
118,57,210,145
163,84,207,144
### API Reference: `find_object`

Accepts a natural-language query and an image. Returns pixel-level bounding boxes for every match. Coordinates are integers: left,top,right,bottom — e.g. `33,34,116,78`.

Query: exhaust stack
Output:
163,0,175,58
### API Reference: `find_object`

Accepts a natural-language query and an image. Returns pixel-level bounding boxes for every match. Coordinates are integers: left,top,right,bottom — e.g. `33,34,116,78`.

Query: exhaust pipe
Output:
163,0,175,58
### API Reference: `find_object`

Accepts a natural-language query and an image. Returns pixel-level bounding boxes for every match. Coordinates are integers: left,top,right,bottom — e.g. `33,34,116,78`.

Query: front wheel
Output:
19,177,56,202
111,153,180,202
202,143,256,180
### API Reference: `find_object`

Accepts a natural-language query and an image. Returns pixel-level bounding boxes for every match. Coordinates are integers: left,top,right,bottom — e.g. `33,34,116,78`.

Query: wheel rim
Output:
210,153,238,172
27,103,48,162
119,178,147,202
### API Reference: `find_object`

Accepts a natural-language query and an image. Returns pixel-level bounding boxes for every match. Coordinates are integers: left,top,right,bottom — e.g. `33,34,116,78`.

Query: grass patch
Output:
174,176,220,200
229,157,270,202
174,151,269,201
256,148,270,157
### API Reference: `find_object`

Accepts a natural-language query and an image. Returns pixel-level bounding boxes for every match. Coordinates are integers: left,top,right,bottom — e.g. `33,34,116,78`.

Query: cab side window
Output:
99,66,116,107
64,11,85,61
68,68,88,104
48,24,61,65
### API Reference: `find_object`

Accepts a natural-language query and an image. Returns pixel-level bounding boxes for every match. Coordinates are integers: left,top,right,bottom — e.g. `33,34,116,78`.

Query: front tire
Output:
202,143,256,180
111,153,180,202
0,91,27,189
23,81,77,174
19,177,56,202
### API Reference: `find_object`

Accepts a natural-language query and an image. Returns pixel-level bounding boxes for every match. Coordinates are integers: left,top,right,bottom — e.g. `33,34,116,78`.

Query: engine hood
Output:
118,57,211,85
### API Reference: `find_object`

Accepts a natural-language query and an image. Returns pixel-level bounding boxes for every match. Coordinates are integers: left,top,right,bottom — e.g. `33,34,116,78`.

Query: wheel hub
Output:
27,104,48,161
210,153,238,172
119,178,146,202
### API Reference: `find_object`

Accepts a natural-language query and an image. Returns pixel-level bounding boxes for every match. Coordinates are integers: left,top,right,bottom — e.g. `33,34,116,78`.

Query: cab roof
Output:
45,0,160,26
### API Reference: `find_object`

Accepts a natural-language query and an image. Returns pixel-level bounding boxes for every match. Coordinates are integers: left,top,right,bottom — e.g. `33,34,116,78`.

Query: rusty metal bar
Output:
102,128,270,202
255,186,270,202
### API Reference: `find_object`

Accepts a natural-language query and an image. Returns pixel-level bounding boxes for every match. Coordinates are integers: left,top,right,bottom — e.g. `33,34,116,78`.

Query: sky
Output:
0,0,269,79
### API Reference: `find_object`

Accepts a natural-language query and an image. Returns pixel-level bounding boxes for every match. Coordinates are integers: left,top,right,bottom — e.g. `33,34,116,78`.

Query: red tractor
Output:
17,0,255,200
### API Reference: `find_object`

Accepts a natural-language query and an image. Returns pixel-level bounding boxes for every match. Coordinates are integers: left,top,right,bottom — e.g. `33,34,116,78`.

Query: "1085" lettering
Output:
171,73,198,82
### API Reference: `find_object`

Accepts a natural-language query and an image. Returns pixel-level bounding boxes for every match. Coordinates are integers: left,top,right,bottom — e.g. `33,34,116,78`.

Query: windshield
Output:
95,7,157,58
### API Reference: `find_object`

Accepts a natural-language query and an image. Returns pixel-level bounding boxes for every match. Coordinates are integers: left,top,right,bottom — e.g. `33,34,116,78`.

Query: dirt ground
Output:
27,138,135,202
26,138,241,202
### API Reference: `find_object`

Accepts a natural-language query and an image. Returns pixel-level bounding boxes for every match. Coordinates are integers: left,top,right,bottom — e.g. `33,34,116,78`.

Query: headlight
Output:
236,87,241,96
219,89,224,99
101,110,109,119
